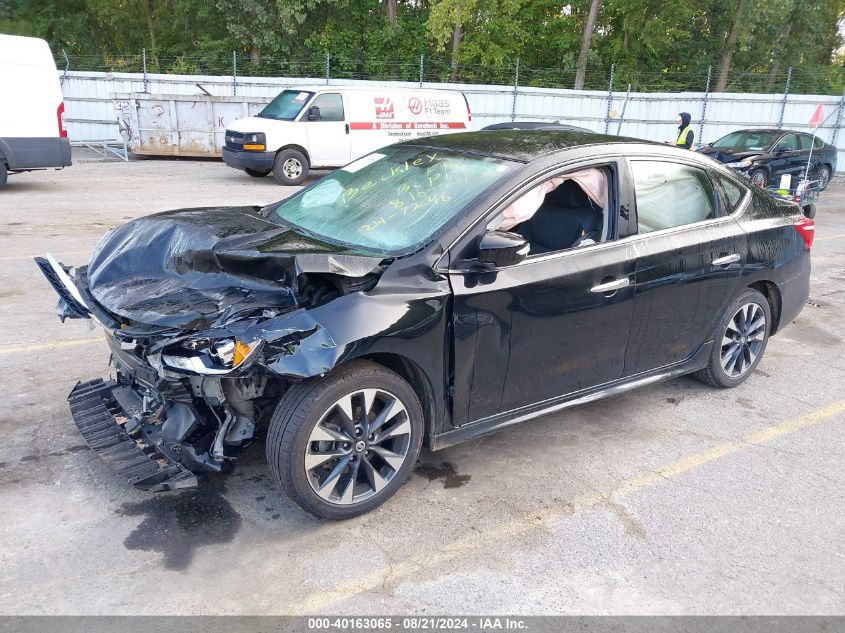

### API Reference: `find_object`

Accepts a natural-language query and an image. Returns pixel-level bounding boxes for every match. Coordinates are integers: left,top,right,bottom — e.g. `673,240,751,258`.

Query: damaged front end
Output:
35,206,386,491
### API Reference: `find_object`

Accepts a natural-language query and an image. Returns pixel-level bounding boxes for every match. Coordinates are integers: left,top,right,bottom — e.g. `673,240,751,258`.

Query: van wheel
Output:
0,162,7,189
244,167,270,178
694,288,771,389
273,149,309,186
266,360,424,519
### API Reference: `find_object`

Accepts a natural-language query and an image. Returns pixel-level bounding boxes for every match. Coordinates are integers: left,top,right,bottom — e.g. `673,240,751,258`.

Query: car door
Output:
303,92,351,166
445,160,637,424
622,159,748,376
768,133,800,185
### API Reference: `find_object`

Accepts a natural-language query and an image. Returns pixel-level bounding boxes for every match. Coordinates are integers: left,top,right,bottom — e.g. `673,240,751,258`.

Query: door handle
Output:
590,277,630,294
345,123,350,135
712,253,740,266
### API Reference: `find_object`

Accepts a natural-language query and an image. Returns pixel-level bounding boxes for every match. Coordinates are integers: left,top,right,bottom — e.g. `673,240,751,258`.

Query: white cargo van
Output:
222,87,471,185
0,34,72,189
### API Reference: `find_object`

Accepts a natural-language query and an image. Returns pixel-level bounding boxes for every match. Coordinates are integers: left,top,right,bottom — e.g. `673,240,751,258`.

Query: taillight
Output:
57,102,67,138
462,93,472,122
793,218,815,249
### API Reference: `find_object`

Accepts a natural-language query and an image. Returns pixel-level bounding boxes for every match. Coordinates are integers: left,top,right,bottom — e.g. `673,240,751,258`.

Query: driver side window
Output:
489,166,612,257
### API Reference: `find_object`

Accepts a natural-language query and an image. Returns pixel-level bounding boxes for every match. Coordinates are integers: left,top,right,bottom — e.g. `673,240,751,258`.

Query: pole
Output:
604,63,615,134
419,54,424,88
142,48,148,93
511,57,520,122
831,87,845,148
60,48,69,85
698,65,712,148
615,83,631,135
777,66,792,130
325,52,330,85
232,51,237,96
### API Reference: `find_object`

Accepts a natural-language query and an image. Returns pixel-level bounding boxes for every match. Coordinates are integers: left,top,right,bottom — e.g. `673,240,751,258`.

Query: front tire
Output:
272,149,309,186
266,360,424,519
694,288,771,388
244,167,270,178
0,162,7,189
749,168,767,188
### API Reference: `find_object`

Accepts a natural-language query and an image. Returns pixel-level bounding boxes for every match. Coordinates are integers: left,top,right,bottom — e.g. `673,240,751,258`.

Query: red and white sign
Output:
407,97,423,115
374,97,395,119
350,121,467,131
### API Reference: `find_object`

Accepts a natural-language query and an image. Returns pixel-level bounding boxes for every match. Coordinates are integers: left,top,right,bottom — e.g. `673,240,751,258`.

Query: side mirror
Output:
307,106,321,121
478,231,530,268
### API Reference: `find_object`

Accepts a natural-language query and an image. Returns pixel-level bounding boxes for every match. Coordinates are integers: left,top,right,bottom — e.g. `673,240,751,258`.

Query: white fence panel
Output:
59,71,845,169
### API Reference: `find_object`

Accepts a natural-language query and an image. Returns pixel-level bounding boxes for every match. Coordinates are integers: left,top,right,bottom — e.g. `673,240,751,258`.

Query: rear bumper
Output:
776,255,811,332
68,378,198,491
222,146,274,171
0,136,72,170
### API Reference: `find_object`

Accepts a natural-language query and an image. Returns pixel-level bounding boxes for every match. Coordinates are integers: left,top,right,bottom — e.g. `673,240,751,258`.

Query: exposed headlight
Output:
159,337,263,375
726,158,754,168
243,133,266,151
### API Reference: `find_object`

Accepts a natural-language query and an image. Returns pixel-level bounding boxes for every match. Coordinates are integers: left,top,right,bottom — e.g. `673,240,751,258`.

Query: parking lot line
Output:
285,398,845,614
815,232,845,242
0,338,102,356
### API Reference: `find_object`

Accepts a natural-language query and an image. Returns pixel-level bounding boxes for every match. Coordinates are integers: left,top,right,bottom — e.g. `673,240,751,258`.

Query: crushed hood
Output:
698,146,761,164
85,206,384,330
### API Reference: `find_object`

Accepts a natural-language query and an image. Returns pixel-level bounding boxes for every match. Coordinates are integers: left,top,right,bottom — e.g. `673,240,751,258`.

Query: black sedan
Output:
38,131,813,518
698,128,837,190
483,121,594,133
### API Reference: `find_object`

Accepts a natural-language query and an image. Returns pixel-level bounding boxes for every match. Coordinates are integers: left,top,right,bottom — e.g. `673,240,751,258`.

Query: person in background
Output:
675,112,694,149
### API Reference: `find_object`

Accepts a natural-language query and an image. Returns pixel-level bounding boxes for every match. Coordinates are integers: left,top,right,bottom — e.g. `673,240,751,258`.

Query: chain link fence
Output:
53,50,843,97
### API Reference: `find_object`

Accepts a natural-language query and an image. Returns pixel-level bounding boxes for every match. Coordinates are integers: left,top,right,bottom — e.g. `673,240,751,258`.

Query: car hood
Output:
698,146,763,164
85,206,384,330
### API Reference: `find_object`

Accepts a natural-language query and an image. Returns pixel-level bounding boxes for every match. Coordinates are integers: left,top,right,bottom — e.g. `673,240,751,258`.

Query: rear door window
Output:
631,161,716,234
712,173,746,214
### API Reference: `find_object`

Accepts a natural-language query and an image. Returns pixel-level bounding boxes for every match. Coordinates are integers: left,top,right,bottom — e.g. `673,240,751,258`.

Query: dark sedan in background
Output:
699,128,837,190
38,131,813,519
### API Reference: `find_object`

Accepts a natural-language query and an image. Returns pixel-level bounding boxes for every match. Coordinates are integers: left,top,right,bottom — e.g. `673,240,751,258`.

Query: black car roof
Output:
404,130,659,163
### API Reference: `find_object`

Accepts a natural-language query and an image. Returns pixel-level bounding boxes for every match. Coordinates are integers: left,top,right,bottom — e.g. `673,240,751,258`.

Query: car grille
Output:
225,130,244,150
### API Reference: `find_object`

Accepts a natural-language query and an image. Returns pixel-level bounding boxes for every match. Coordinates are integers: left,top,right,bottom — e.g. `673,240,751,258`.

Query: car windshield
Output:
713,131,777,151
266,146,514,255
258,90,314,120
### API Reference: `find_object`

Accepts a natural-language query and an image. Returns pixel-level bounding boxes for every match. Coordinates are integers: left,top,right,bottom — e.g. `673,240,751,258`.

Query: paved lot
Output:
0,156,843,615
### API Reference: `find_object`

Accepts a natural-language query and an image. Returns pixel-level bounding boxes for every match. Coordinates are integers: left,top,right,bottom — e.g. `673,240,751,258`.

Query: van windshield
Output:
258,90,314,121
265,146,515,255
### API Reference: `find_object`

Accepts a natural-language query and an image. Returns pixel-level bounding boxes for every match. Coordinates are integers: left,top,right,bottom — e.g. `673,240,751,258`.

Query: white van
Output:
222,86,471,185
0,34,72,189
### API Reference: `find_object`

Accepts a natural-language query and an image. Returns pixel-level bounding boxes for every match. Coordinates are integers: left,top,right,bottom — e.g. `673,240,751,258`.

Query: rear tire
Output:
266,360,424,519
244,167,270,178
694,288,771,389
272,149,309,186
816,164,831,191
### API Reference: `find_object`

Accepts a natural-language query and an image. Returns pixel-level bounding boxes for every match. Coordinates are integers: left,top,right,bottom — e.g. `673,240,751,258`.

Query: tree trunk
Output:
385,0,398,25
250,46,261,66
765,8,796,91
714,0,749,92
143,0,159,67
449,18,463,82
574,0,602,90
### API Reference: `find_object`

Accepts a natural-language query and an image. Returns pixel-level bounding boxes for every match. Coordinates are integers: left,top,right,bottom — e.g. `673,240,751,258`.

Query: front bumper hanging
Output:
68,379,198,491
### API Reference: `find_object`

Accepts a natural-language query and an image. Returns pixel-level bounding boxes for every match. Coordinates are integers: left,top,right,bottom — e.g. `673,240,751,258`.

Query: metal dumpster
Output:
112,93,272,157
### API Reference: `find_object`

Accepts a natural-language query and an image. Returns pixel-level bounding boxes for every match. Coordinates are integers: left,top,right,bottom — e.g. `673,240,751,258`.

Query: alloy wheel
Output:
304,388,412,505
720,303,766,378
282,158,302,180
750,170,766,187
818,166,830,189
